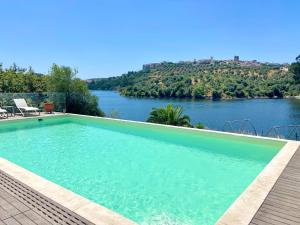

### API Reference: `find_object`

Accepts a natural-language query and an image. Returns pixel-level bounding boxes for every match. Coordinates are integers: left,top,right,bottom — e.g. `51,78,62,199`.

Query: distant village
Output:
142,56,289,72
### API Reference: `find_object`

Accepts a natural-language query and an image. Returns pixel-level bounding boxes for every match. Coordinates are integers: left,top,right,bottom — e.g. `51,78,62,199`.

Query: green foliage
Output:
89,62,300,99
192,84,205,99
195,123,205,129
0,64,48,93
48,64,76,93
147,104,192,127
48,64,104,116
290,55,300,83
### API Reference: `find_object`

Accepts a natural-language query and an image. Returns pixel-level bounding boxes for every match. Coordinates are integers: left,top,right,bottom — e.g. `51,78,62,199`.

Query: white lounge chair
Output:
0,108,8,118
13,98,40,116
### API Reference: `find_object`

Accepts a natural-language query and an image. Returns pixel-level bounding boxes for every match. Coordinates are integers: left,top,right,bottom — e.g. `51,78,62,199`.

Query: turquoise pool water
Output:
0,115,285,225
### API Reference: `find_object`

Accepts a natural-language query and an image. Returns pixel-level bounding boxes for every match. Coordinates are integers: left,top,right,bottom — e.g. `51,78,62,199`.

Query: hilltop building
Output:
142,63,162,71
280,64,289,72
141,57,288,71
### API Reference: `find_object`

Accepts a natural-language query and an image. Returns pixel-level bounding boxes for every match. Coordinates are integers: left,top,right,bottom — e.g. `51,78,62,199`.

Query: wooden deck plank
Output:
255,210,298,224
0,207,10,221
259,207,300,223
0,197,20,217
6,199,29,214
261,205,300,220
13,214,36,225
250,146,300,225
23,211,53,225
250,218,276,225
3,218,21,225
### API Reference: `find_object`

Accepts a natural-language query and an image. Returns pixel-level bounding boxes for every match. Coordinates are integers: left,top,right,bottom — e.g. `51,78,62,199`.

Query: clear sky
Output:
0,0,299,79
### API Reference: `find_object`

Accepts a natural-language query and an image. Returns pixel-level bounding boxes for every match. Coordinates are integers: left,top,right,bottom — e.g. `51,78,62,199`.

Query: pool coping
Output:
0,113,299,225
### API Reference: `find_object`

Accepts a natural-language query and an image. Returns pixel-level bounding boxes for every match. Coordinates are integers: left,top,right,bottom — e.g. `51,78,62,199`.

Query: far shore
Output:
90,89,300,101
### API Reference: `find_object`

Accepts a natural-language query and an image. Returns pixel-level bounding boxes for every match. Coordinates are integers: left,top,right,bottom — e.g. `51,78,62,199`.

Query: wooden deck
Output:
0,170,94,225
250,147,300,225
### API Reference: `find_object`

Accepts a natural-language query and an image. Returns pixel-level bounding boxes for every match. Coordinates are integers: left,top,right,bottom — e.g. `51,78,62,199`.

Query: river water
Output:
92,90,300,138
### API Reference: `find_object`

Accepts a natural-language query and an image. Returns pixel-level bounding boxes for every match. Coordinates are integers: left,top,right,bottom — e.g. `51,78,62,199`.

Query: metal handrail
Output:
261,125,300,140
223,119,258,136
223,119,299,140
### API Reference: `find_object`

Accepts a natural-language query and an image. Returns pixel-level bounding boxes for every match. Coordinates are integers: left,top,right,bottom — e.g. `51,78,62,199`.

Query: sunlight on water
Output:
140,212,192,225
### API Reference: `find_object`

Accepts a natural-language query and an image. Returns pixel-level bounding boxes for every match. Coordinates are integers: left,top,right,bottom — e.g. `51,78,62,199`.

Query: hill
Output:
88,59,300,99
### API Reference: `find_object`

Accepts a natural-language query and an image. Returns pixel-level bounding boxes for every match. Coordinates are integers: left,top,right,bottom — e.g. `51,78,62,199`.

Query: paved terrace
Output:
0,114,299,225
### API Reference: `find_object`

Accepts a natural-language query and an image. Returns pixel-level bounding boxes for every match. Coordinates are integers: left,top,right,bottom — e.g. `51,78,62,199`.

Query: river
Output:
92,90,300,138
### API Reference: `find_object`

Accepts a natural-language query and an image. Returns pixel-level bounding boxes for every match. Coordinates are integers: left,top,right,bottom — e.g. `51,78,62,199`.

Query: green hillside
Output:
88,60,300,99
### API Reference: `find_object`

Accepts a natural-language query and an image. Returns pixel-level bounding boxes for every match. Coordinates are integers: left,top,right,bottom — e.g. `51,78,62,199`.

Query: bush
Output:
195,123,205,129
147,104,192,127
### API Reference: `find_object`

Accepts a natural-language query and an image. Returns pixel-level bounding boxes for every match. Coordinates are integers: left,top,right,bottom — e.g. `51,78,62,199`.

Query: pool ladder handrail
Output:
222,119,258,136
266,125,300,140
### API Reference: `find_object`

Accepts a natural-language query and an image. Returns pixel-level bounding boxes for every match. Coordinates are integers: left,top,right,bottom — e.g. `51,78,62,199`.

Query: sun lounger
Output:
13,98,40,116
0,108,8,118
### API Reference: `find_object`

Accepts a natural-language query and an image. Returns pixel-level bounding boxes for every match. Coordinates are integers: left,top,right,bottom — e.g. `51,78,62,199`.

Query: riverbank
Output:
93,89,300,101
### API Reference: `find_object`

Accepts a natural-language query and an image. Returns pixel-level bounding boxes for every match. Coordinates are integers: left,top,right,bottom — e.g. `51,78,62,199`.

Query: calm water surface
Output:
93,90,300,136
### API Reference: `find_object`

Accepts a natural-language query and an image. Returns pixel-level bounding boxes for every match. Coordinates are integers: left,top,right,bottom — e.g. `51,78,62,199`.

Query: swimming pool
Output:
0,115,286,225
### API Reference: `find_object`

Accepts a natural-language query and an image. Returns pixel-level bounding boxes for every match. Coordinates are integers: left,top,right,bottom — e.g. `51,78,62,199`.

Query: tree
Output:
192,85,205,99
147,104,192,127
212,90,222,100
48,64,104,116
48,64,75,93
290,55,300,83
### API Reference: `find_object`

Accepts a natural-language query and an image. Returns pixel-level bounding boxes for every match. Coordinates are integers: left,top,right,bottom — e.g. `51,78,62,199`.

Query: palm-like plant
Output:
147,104,192,127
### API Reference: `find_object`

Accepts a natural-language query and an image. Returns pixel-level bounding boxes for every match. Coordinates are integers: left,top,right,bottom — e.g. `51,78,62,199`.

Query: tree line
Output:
0,63,104,116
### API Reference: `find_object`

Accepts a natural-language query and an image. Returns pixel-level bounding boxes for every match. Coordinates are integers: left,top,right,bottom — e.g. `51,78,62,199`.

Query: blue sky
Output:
0,0,299,78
